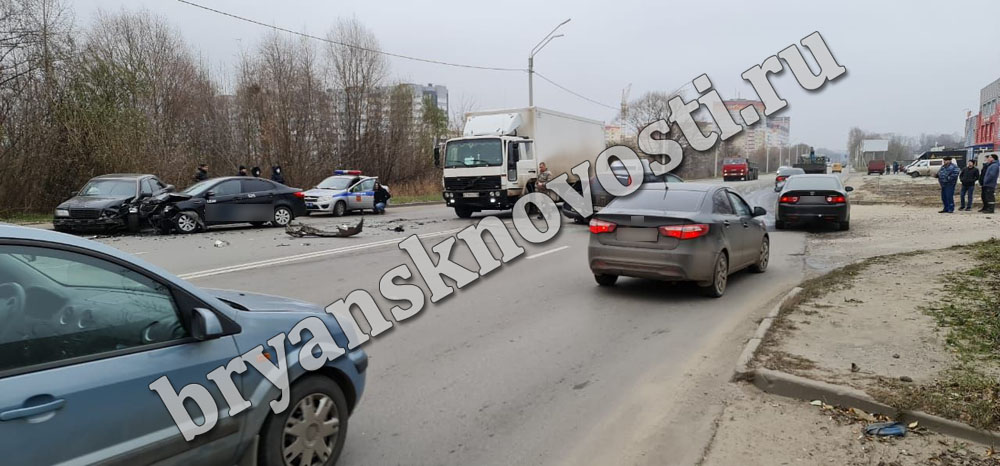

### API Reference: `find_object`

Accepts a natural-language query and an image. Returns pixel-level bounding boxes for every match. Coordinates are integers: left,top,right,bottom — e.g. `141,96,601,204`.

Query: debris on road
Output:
214,240,229,248
285,219,363,238
388,225,405,232
864,421,907,437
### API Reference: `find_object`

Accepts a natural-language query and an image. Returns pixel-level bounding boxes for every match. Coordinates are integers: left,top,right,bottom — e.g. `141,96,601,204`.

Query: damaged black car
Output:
53,174,174,233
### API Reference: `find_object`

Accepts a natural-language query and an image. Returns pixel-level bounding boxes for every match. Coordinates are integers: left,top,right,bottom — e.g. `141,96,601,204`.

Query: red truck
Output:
722,157,759,181
867,160,887,175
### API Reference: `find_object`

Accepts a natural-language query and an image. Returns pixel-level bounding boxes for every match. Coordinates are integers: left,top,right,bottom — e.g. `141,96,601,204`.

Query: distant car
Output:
774,167,806,192
905,159,944,178
302,171,383,216
775,174,853,231
53,174,174,233
832,162,843,173
867,160,887,175
562,158,684,223
588,183,769,297
0,224,367,465
151,177,306,233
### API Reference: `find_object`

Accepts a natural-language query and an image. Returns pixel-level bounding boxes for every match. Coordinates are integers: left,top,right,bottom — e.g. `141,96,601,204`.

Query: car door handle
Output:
722,220,731,227
0,398,65,421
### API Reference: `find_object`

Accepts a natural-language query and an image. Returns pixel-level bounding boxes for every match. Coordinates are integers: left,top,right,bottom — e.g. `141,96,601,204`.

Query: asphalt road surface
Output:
94,177,810,466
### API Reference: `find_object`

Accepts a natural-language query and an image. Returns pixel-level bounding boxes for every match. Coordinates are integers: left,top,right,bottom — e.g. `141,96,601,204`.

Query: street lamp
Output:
529,18,571,106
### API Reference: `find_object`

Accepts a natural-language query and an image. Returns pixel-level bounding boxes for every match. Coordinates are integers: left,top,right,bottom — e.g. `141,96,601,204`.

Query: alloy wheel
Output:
715,255,728,295
176,214,197,233
275,208,292,226
759,239,770,270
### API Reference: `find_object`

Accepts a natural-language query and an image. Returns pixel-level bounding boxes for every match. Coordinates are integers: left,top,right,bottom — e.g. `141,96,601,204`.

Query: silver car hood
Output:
206,288,323,313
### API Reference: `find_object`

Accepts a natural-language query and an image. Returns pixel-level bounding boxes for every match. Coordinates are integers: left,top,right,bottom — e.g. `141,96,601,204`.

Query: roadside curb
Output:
750,368,1000,446
731,288,1000,446
393,200,444,207
731,286,801,382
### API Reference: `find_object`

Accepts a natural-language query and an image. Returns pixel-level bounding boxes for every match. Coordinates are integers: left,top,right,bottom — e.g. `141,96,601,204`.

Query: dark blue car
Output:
0,224,367,465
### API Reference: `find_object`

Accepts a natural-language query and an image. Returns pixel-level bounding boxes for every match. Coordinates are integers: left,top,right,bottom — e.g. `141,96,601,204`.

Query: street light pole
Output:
529,18,571,107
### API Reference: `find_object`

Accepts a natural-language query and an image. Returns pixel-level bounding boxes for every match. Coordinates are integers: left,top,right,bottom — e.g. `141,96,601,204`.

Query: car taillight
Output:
294,191,305,198
779,195,799,204
627,175,632,186
826,195,846,204
589,218,617,234
776,176,787,182
658,224,710,240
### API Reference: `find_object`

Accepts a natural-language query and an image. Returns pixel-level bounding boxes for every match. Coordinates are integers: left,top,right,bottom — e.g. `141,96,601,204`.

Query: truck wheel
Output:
455,206,473,219
259,375,348,466
839,221,850,231
332,201,346,217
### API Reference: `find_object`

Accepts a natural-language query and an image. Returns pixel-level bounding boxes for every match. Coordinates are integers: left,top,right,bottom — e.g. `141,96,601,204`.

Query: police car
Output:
302,170,383,216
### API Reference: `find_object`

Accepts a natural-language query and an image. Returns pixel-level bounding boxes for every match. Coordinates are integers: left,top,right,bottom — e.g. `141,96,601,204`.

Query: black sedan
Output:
150,177,307,233
562,158,684,223
54,174,174,233
775,174,853,231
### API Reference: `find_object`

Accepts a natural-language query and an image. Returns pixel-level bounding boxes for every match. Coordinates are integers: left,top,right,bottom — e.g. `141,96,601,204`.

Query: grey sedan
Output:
587,183,769,297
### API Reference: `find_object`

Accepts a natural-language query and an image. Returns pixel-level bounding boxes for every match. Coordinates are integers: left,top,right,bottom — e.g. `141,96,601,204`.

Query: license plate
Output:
463,192,479,198
616,227,658,242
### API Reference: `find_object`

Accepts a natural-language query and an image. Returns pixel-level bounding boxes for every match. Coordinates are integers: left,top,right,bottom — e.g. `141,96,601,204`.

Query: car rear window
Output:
607,188,705,212
785,177,842,190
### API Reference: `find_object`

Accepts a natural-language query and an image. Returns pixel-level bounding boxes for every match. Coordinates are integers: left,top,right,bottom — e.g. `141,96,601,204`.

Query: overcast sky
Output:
71,0,1000,151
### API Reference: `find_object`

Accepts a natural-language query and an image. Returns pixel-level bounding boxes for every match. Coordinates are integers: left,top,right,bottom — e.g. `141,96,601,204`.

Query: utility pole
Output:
528,19,571,106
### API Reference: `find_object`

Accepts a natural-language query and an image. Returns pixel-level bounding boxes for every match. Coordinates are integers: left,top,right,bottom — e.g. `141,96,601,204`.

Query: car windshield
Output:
785,177,842,190
606,188,705,212
445,139,503,168
316,176,355,190
723,158,745,165
79,179,136,197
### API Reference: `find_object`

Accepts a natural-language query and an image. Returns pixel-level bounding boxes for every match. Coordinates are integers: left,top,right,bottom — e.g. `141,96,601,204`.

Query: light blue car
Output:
0,224,367,465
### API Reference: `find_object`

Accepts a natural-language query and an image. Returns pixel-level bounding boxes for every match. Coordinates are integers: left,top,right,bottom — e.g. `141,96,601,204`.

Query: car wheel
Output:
455,206,473,219
700,252,729,298
332,201,346,217
775,220,786,230
594,274,618,286
174,211,200,234
273,206,293,227
259,376,348,466
750,236,769,273
839,221,850,231
250,222,266,228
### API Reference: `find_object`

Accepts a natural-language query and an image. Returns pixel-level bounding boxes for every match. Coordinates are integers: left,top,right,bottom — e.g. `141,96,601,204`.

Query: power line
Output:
176,0,526,72
533,71,617,110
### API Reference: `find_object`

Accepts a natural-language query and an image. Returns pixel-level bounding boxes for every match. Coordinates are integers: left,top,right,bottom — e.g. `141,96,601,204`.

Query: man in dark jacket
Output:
237,165,248,176
937,156,959,213
373,182,391,214
959,160,979,211
194,163,209,182
270,165,286,184
251,166,261,178
981,154,999,213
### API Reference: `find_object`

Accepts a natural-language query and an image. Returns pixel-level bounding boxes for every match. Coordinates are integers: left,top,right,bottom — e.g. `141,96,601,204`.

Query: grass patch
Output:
870,240,1000,431
0,211,51,224
391,193,442,205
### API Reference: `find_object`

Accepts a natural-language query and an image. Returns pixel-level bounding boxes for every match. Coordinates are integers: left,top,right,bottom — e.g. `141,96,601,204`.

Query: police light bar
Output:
334,170,362,175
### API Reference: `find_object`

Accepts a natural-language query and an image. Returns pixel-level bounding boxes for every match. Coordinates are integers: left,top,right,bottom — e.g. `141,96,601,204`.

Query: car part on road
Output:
285,219,364,238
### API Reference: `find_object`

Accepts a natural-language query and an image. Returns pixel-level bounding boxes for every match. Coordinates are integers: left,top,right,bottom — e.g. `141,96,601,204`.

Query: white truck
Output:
435,107,605,218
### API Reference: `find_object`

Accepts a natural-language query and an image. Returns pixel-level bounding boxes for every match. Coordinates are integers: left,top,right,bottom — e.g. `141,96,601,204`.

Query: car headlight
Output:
319,196,333,203
55,209,69,217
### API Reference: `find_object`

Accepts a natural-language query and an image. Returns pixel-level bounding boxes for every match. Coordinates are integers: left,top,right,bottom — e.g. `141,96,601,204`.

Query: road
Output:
96,177,808,465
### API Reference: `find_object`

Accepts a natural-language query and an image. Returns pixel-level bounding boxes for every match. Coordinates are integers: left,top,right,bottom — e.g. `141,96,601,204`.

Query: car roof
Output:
637,182,714,192
92,174,151,180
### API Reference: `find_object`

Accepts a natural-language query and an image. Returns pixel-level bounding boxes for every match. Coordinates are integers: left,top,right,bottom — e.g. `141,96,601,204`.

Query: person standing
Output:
937,156,959,213
959,160,979,211
251,166,262,178
981,154,998,213
534,162,553,220
194,163,209,182
270,165,286,184
237,165,248,176
373,182,391,214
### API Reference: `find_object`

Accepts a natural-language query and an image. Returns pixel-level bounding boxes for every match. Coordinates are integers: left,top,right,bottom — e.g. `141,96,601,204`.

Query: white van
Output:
906,159,944,177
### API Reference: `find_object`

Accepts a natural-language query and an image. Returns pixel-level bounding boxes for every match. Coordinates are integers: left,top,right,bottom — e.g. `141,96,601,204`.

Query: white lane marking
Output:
526,245,569,260
178,227,464,280
134,252,149,256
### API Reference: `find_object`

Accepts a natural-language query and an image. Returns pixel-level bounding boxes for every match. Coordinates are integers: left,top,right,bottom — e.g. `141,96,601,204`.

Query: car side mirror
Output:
205,191,215,198
752,206,767,217
845,186,854,192
190,308,226,341
433,147,441,168
164,184,175,193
